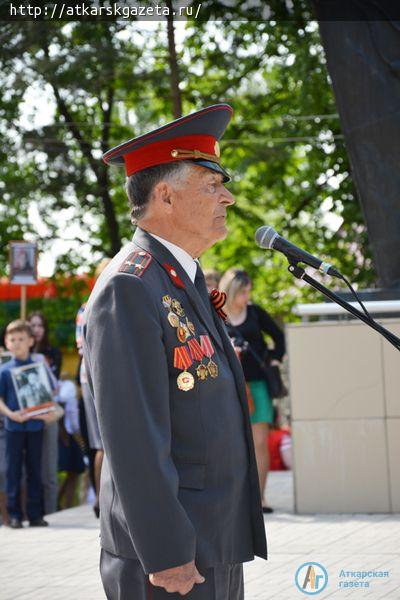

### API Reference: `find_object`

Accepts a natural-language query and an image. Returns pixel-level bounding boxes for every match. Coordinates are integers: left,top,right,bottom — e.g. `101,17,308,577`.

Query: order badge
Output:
177,371,195,392
168,312,180,328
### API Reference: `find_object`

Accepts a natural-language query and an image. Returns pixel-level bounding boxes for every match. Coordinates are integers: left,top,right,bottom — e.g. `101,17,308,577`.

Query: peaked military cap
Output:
102,104,233,182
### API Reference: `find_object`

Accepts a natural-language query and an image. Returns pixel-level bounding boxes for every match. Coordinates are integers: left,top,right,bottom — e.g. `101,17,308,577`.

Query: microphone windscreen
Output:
255,226,277,249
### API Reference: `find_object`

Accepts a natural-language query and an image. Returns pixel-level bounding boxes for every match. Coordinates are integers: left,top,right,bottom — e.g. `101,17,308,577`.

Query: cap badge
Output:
170,148,221,163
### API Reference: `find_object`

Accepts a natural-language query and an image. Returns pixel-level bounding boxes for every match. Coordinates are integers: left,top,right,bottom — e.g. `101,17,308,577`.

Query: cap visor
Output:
193,159,231,183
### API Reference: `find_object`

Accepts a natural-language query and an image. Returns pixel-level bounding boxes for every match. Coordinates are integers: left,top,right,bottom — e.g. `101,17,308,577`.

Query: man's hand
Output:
149,560,205,596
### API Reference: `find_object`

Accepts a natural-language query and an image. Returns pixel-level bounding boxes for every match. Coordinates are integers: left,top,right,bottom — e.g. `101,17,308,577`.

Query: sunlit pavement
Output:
0,471,399,599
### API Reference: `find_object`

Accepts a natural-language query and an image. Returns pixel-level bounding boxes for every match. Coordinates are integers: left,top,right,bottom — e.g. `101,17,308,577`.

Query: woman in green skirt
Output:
220,269,285,513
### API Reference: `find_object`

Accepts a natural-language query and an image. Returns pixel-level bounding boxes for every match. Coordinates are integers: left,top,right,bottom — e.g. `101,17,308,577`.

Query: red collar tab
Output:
163,263,185,289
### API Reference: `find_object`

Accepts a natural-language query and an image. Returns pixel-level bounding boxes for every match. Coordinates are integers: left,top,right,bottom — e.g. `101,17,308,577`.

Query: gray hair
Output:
125,160,193,224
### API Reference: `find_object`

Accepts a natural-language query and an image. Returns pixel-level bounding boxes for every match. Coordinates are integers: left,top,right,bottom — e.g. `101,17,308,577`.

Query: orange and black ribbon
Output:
209,289,227,321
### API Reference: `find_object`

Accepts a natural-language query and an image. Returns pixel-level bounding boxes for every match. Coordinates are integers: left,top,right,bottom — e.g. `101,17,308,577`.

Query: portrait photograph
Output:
9,241,38,285
11,361,53,411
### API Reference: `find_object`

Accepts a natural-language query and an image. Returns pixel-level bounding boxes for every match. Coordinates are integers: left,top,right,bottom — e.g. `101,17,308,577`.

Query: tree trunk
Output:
165,0,182,118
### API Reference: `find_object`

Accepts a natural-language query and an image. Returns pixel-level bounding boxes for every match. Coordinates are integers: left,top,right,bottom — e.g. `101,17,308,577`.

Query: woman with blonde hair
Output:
219,268,285,512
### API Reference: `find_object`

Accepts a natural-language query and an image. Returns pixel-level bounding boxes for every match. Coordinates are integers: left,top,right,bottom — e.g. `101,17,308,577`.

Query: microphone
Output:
255,226,342,278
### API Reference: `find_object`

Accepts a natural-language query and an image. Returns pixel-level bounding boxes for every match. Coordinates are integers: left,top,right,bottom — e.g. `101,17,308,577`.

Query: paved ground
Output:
0,471,399,599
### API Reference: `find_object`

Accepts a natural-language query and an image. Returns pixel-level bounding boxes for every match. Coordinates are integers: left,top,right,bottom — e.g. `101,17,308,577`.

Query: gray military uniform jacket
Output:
82,228,267,574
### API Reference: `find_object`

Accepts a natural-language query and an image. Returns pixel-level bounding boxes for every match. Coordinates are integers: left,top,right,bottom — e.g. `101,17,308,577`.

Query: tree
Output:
181,6,376,316
0,18,183,274
0,3,376,326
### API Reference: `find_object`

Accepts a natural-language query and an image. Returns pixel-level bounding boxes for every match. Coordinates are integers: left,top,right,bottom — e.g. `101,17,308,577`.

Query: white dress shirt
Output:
149,233,198,283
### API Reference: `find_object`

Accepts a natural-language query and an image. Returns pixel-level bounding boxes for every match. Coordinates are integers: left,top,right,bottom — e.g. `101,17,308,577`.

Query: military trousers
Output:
100,549,244,600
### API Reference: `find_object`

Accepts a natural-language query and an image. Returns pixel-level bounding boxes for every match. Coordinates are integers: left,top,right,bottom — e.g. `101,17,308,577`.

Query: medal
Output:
200,335,215,358
181,322,190,337
177,325,188,343
174,346,194,392
171,299,185,317
162,295,172,308
177,371,195,391
196,364,208,381
186,317,195,337
200,335,218,379
207,359,218,378
187,338,204,362
168,312,180,328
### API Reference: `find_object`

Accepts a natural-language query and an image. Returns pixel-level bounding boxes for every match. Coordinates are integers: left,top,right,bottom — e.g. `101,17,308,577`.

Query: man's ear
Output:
152,181,175,213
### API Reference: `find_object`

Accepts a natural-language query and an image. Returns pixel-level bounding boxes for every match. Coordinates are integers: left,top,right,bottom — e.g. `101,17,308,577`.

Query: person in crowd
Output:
57,374,85,509
0,320,56,528
28,312,62,379
0,412,8,525
28,311,62,516
220,268,286,513
203,268,221,293
83,104,267,599
1,343,11,525
75,358,97,509
76,258,110,518
268,406,292,471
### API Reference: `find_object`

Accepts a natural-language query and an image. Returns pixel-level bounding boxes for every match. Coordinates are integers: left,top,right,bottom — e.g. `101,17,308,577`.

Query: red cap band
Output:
123,134,218,176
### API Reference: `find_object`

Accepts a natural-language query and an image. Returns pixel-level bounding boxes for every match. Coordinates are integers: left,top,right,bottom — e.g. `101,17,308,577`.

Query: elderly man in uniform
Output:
83,104,268,599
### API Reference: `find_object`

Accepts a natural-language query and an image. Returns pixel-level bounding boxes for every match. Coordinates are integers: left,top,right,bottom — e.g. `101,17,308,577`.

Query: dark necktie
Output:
194,264,225,351
194,264,212,312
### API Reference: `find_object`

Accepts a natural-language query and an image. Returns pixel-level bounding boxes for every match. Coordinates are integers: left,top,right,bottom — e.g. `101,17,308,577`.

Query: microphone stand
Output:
287,263,400,351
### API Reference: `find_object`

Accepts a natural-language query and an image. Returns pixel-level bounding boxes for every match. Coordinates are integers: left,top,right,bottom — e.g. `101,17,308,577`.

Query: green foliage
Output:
184,11,376,319
0,4,377,334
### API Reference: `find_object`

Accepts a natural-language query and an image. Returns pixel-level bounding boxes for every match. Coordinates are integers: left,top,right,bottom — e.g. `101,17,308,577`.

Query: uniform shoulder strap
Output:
118,249,152,277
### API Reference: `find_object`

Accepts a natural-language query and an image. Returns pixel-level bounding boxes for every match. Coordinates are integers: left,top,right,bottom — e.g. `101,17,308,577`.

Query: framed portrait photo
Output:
11,362,54,414
9,241,38,285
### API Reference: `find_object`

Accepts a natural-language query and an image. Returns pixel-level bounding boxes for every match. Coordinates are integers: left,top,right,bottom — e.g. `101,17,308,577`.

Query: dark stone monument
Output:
313,1,400,290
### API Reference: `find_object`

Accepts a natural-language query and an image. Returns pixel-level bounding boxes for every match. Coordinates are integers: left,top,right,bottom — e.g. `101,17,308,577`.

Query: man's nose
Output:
220,187,235,206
